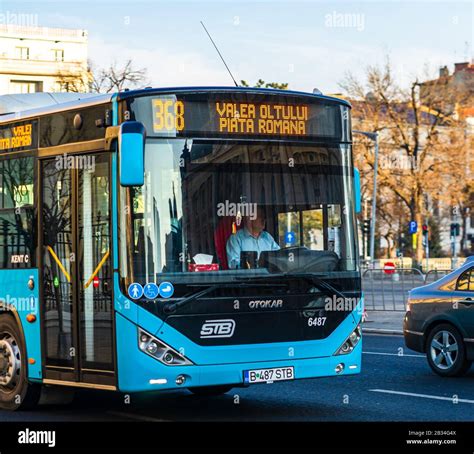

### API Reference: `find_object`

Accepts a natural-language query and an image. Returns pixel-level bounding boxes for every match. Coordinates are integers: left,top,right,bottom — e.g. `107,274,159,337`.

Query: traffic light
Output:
362,219,371,234
450,223,460,237
422,224,428,247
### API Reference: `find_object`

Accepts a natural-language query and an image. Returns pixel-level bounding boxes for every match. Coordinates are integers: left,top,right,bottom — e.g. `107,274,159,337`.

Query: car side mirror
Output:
353,167,361,214
119,121,146,187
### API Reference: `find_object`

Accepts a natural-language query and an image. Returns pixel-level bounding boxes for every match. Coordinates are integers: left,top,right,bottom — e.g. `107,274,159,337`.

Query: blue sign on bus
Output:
143,282,159,299
159,281,174,298
128,283,143,300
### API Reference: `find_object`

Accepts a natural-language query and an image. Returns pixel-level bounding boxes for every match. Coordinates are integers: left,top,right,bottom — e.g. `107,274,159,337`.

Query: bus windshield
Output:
119,138,358,294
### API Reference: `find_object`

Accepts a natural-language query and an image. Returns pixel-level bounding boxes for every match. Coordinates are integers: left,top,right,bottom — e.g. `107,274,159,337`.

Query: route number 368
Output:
152,98,185,133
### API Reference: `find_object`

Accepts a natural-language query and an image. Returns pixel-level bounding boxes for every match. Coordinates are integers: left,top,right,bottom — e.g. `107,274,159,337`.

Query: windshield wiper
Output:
236,272,348,300
162,281,287,315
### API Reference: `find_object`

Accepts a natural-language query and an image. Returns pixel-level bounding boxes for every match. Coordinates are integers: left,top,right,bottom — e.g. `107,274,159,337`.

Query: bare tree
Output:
89,59,149,93
240,79,288,90
55,71,91,93
55,59,149,94
341,59,472,263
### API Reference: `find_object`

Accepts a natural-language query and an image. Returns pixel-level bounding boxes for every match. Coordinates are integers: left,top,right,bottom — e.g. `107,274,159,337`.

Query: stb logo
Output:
200,319,236,338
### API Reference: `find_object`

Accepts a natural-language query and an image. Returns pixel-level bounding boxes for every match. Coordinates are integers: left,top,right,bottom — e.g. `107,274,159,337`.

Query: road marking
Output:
106,411,168,422
363,351,424,358
362,331,403,337
369,389,474,404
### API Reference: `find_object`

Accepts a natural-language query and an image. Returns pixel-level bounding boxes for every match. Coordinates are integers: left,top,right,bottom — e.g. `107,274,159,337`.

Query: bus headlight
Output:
138,328,193,366
334,325,361,356
146,342,159,355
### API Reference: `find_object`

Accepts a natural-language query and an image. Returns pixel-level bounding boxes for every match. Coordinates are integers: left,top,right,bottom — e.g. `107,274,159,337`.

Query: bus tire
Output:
189,385,234,396
0,314,41,410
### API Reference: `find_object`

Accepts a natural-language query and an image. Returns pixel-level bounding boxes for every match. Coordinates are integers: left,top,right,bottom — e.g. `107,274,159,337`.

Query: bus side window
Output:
0,157,36,269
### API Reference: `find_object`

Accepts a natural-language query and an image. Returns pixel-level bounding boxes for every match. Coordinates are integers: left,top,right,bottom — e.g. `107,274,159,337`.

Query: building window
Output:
16,47,29,60
53,49,64,62
10,80,43,93
60,82,72,92
0,157,36,269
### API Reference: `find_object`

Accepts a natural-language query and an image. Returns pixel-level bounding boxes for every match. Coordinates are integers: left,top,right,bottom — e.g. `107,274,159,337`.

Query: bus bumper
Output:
196,343,361,389
116,313,362,393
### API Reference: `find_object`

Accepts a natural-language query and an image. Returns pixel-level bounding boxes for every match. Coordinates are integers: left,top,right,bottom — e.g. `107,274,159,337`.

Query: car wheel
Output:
189,385,234,396
0,314,41,410
426,324,471,377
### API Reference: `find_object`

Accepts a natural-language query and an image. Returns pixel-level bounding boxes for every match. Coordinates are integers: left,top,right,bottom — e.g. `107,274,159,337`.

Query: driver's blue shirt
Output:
226,228,280,269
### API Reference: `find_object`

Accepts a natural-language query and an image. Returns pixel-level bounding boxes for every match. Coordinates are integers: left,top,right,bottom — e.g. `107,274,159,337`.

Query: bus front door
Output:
40,153,115,387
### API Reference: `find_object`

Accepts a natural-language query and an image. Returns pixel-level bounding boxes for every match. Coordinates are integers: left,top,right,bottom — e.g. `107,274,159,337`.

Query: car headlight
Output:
138,328,193,366
334,325,362,356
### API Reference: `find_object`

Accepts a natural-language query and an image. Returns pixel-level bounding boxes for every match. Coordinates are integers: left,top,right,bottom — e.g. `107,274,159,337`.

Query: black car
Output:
404,256,474,377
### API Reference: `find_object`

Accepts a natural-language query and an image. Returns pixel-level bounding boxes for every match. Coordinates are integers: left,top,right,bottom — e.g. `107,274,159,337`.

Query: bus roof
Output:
0,86,350,123
0,92,112,122
115,86,351,107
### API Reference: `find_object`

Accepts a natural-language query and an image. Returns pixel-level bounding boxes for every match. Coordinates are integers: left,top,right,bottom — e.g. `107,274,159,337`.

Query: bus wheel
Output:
0,314,41,410
189,385,234,396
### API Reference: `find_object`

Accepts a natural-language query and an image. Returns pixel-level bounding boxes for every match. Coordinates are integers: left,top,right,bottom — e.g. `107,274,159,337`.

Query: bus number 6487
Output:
307,317,326,327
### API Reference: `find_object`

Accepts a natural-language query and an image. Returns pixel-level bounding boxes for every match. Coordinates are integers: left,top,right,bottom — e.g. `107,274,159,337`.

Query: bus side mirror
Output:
118,121,146,187
353,167,361,214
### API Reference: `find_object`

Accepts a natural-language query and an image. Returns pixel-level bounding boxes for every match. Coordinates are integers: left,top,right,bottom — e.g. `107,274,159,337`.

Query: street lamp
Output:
353,130,379,268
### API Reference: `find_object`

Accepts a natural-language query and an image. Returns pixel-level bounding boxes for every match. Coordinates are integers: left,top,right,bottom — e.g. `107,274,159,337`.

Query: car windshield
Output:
119,139,358,293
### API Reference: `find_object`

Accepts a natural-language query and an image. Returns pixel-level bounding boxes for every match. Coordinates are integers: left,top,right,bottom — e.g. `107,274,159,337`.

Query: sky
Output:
0,0,472,94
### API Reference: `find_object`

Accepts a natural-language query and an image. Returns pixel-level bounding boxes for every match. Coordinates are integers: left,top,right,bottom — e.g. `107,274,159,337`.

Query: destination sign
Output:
215,102,308,135
145,93,342,140
0,120,38,152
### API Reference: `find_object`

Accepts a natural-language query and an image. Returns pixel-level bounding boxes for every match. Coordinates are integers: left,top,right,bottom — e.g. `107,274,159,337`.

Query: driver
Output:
226,206,280,269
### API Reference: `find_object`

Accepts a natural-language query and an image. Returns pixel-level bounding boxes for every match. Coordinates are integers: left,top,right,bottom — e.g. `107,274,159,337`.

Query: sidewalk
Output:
362,310,405,335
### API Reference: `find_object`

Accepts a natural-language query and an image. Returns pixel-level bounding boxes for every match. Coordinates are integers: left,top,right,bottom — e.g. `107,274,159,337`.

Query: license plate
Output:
244,366,294,384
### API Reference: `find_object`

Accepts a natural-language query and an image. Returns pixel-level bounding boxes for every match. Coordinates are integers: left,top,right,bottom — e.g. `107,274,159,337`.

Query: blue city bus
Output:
0,87,362,410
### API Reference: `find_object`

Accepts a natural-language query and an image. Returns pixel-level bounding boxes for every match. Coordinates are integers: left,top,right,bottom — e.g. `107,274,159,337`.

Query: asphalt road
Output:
1,334,474,422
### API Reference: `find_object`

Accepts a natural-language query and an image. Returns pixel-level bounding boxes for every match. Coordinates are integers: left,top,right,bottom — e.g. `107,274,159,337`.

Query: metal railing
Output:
423,269,453,284
362,267,425,311
362,267,457,311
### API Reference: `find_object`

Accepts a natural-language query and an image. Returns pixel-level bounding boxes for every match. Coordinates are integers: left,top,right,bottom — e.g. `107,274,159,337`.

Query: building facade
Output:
422,63,474,255
0,25,90,94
